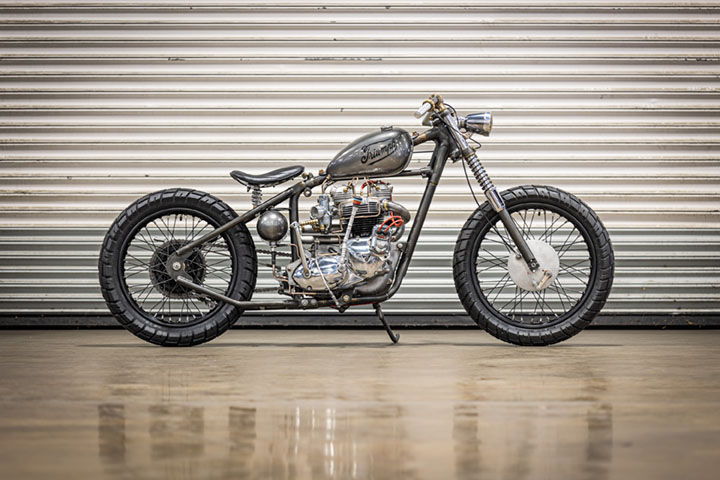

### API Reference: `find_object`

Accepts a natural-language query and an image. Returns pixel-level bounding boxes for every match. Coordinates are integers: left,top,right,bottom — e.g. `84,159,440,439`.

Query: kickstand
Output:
373,303,400,344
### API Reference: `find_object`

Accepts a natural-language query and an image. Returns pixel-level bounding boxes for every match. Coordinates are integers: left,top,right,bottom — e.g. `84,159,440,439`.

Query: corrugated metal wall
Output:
1,1,718,320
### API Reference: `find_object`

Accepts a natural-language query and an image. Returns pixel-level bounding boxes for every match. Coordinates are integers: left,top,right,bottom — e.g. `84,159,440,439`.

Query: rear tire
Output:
453,185,614,346
98,188,257,346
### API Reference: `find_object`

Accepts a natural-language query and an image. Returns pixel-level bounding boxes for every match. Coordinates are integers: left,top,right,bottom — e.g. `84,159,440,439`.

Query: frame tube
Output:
349,127,451,304
176,174,326,257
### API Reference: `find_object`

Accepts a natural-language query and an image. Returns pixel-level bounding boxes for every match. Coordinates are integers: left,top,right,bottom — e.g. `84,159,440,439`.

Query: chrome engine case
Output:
288,237,399,295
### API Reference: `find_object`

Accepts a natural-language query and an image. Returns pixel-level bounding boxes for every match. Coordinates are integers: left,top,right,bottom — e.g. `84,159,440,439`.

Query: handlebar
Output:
415,94,492,136
414,101,432,119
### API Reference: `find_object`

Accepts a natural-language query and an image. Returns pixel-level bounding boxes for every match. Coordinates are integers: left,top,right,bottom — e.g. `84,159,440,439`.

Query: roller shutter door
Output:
1,1,718,321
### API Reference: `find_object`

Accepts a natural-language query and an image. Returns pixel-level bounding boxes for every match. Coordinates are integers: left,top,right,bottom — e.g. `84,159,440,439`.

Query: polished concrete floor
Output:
0,329,719,480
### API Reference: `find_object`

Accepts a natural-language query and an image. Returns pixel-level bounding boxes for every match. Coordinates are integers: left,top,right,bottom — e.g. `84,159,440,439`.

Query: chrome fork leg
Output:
468,153,539,271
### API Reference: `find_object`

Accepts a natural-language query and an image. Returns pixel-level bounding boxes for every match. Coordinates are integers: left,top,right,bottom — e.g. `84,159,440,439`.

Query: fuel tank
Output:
326,127,413,179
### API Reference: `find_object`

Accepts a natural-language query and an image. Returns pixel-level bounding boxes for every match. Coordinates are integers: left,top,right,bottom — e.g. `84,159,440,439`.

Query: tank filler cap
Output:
380,125,393,131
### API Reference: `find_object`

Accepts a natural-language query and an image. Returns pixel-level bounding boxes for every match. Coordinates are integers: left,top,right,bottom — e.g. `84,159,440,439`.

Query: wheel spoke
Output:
476,257,506,273
560,258,591,269
559,266,589,284
559,263,590,276
479,247,508,266
541,216,569,244
497,285,520,313
539,289,558,318
516,210,535,240
482,273,509,302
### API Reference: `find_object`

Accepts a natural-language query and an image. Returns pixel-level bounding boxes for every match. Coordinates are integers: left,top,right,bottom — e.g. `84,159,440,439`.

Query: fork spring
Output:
466,155,494,192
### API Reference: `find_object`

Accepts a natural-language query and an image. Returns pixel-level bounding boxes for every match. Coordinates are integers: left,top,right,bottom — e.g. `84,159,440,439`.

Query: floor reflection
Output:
451,403,612,480
149,404,204,461
226,406,256,477
586,403,613,478
251,405,417,479
97,401,611,479
452,404,482,480
98,404,125,465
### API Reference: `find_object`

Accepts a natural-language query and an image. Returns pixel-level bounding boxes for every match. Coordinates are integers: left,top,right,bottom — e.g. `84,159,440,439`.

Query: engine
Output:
284,179,409,297
330,181,393,236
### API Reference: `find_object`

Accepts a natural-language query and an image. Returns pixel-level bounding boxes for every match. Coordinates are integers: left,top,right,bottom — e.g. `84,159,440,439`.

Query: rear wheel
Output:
453,185,614,346
99,188,257,346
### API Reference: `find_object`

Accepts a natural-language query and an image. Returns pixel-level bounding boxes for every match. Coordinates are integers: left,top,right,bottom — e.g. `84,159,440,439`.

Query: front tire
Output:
99,188,257,346
453,185,614,346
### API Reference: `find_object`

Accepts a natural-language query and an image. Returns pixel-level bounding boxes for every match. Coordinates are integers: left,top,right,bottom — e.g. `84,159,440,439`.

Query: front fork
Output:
460,142,539,271
485,184,540,272
440,109,540,272
469,154,539,271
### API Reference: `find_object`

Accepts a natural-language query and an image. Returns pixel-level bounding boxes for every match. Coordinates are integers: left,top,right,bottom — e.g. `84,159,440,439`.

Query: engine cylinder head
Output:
363,180,393,201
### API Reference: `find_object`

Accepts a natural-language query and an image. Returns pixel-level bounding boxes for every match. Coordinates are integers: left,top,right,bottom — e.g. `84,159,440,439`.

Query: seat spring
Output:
250,186,263,207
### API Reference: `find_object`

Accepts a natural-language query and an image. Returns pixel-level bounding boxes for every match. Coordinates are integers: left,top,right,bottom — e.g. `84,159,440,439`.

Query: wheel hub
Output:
507,239,559,292
148,240,206,298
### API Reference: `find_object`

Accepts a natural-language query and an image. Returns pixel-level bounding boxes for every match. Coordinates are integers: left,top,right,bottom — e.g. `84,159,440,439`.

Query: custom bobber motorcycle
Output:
99,95,614,347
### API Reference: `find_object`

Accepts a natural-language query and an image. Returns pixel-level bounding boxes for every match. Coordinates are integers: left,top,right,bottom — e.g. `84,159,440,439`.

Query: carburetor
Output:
308,194,334,233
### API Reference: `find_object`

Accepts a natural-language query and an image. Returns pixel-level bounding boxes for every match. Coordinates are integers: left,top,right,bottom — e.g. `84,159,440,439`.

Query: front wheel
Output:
453,185,614,346
99,188,257,346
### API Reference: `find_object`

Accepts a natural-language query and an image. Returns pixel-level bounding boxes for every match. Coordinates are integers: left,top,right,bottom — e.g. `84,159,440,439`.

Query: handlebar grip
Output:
414,102,432,119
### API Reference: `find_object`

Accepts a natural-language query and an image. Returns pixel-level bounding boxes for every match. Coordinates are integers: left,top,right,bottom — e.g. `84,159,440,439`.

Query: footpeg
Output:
373,303,400,344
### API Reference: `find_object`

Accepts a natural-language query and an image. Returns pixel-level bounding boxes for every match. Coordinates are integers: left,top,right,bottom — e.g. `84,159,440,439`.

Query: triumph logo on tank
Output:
360,139,399,165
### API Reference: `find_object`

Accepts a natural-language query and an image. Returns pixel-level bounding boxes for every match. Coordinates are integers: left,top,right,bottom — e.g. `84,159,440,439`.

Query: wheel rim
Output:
472,204,595,328
121,211,236,326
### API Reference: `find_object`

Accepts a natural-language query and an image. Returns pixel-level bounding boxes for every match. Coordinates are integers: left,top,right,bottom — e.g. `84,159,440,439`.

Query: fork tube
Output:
498,209,539,271
466,152,539,271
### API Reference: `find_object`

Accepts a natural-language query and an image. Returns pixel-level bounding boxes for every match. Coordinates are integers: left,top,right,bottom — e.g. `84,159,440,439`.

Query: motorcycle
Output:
99,94,614,347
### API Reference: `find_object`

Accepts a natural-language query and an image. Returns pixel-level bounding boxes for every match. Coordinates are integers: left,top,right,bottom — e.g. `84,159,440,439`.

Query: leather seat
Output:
230,165,305,188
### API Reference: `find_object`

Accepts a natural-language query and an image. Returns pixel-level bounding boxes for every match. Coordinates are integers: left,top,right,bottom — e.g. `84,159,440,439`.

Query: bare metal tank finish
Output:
327,127,413,179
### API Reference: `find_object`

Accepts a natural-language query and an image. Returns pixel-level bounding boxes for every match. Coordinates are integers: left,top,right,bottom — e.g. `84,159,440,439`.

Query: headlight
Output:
464,112,493,136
